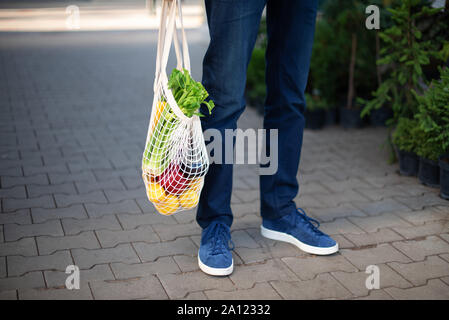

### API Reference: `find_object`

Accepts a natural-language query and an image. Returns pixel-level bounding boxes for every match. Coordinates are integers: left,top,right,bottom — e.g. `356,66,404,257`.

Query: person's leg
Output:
259,0,338,255
260,0,318,220
197,0,266,229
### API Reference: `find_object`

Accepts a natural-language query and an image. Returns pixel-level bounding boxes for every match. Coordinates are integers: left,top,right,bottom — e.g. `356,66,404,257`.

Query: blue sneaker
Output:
261,208,338,255
198,221,234,276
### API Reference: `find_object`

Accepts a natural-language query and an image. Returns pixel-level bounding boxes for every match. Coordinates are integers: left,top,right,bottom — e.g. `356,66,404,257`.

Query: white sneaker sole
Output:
261,225,339,255
198,254,234,276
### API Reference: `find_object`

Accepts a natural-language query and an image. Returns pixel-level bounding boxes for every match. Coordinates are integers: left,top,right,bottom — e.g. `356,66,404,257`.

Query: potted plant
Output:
305,93,327,130
311,0,379,129
359,0,442,127
415,66,449,193
392,117,420,176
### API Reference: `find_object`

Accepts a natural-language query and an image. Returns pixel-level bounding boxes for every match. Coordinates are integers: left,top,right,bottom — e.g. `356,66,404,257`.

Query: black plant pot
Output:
325,108,338,126
397,149,419,177
370,106,393,127
305,109,326,130
439,155,449,200
418,157,440,188
339,107,363,129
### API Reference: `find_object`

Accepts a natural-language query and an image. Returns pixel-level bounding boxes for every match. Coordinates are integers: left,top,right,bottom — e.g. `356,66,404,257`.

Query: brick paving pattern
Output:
0,29,448,300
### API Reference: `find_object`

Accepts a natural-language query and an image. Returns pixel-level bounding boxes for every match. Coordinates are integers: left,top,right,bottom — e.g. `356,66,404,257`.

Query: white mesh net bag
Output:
142,0,210,215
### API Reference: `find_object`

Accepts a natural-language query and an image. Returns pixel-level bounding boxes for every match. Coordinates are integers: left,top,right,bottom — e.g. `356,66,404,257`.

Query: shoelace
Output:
295,208,325,236
209,223,235,255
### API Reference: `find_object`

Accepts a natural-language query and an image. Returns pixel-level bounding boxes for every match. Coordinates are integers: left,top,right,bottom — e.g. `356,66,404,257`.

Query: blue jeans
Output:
197,0,318,229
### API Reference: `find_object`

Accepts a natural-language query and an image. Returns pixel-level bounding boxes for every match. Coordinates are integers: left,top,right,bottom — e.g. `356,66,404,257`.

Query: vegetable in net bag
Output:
142,0,214,215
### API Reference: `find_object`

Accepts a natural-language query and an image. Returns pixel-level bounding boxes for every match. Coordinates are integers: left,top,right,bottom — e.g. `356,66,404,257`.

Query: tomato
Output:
159,163,189,195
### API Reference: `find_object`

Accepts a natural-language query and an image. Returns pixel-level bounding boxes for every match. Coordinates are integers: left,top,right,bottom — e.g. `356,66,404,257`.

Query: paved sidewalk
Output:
0,29,448,300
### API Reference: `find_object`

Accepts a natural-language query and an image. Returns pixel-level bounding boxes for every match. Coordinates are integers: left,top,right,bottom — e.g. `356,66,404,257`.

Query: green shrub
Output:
414,66,449,161
392,117,420,153
305,93,328,111
360,0,442,124
246,47,266,109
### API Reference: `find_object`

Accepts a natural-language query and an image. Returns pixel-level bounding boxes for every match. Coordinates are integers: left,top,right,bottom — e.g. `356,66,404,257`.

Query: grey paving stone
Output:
233,189,259,203
314,189,370,208
152,221,201,241
341,244,412,270
308,204,366,222
229,259,298,289
158,270,235,299
0,257,5,278
271,273,352,300
54,190,108,207
44,264,115,288
133,237,197,262
282,255,358,280
232,230,260,249
85,199,141,218
117,212,177,229
48,171,96,185
1,174,49,188
395,207,449,226
395,194,449,211
75,178,126,194
104,188,146,203
0,272,45,291
385,279,449,300
353,289,393,300
7,251,73,277
205,282,282,300
180,291,208,300
111,257,180,279
331,263,412,296
172,255,200,272
0,237,37,256
344,228,404,247
332,234,356,249
72,244,140,269
320,218,366,236
4,220,64,241
32,205,88,223
18,286,93,300
392,220,449,239
90,275,168,300
135,197,159,214
0,167,22,177
357,185,411,201
0,209,32,225
93,167,140,182
0,290,18,300
231,202,260,217
348,213,413,233
3,195,55,212
0,186,27,199
388,255,449,286
27,183,77,197
36,231,100,255
96,225,159,247
62,215,122,235
353,198,410,216
392,236,449,261
23,164,68,176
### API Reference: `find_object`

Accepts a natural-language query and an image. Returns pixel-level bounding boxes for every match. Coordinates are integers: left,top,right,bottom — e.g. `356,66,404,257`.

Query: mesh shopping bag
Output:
142,0,210,215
